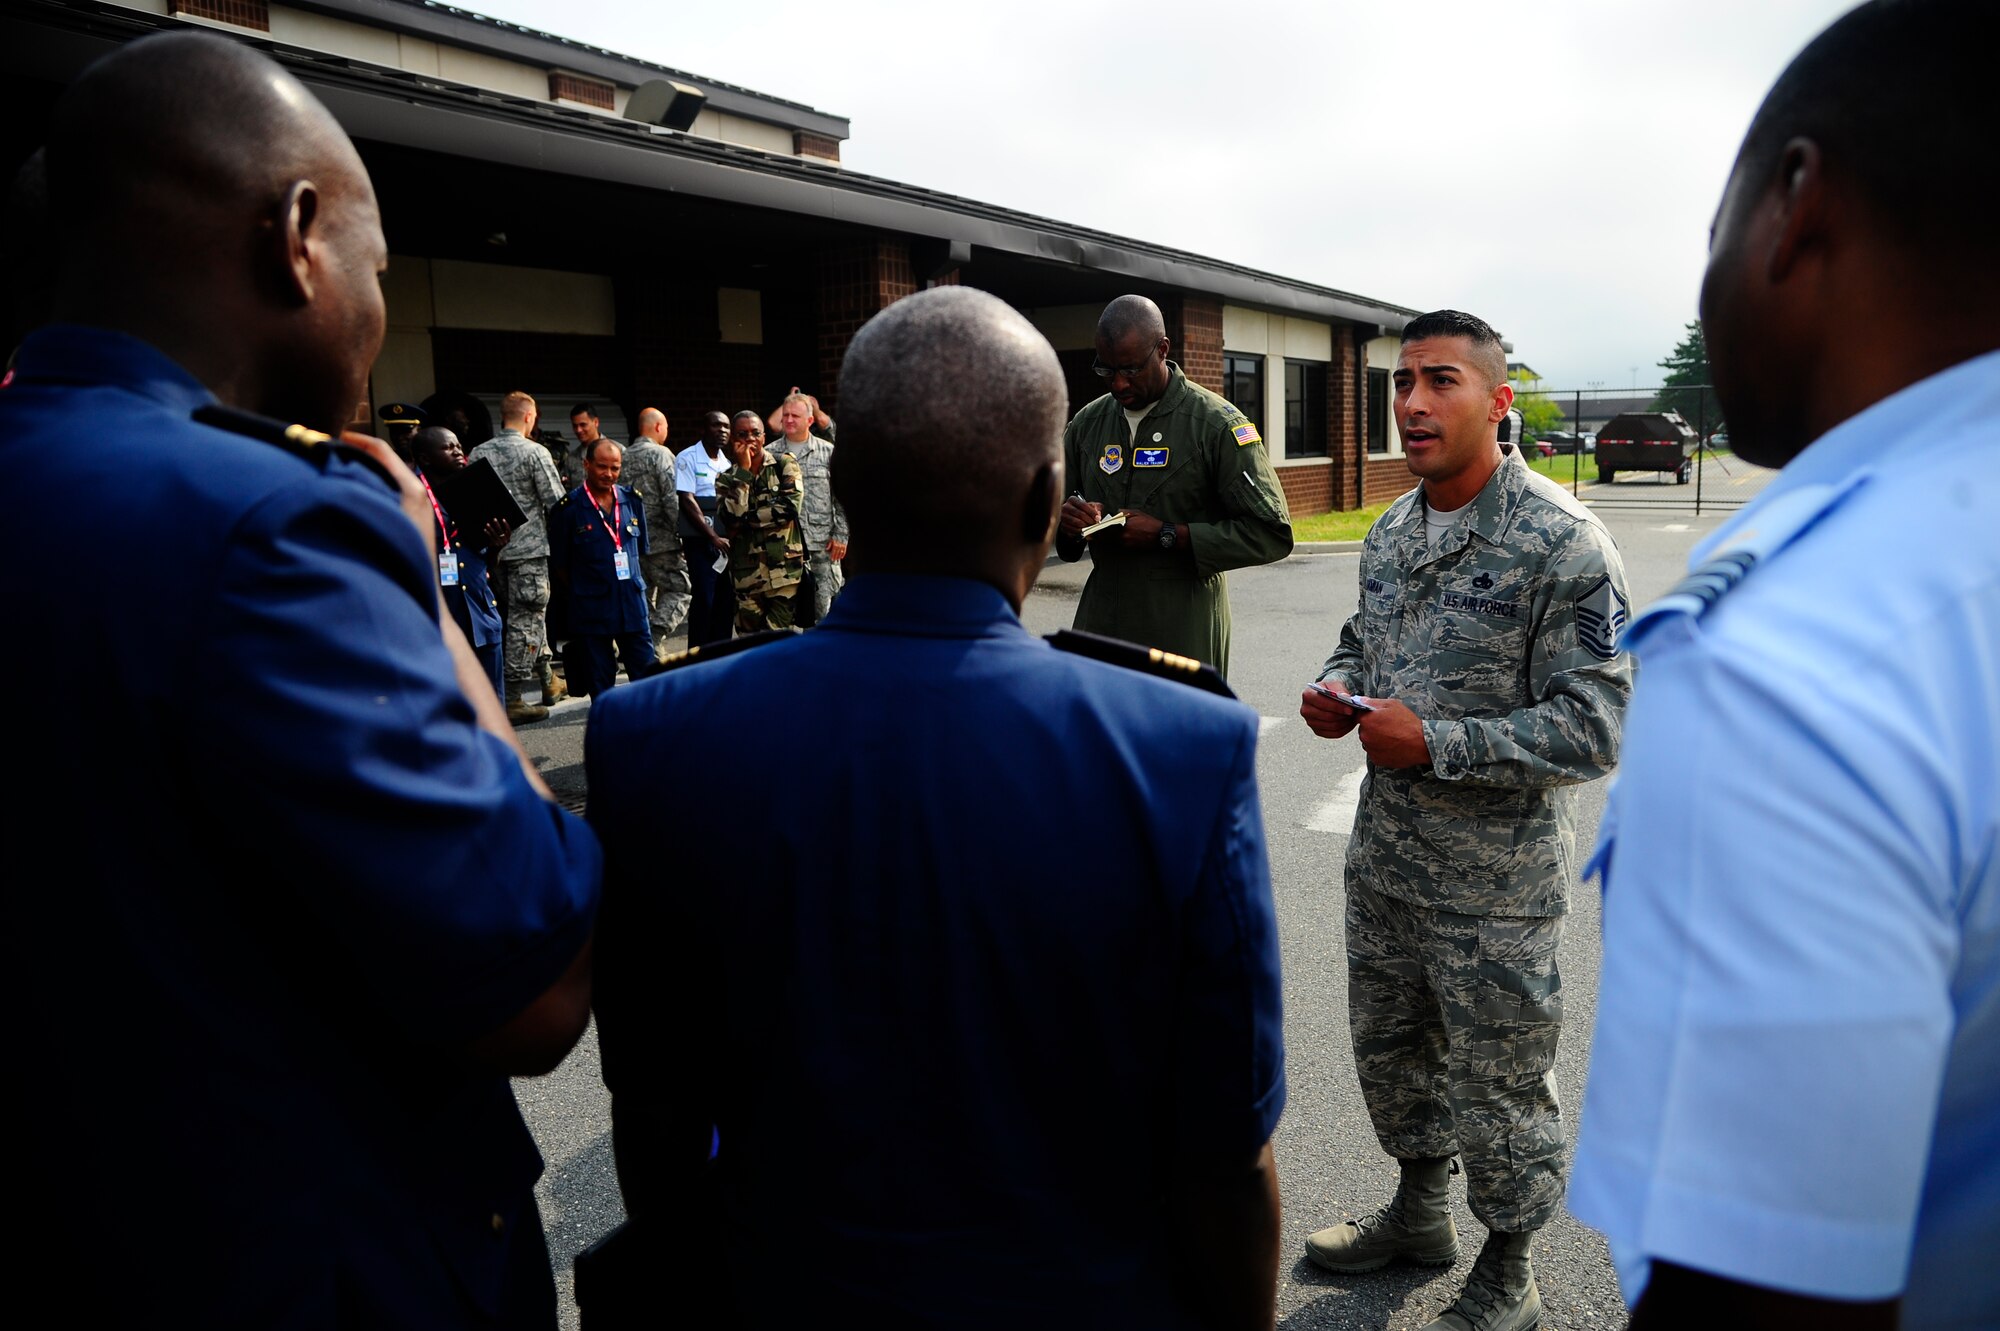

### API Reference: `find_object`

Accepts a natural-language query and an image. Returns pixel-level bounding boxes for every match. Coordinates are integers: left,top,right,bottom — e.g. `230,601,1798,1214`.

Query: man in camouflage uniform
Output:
768,392,847,622
1299,311,1632,1331
1055,294,1292,678
625,407,690,654
468,390,567,723
715,410,806,634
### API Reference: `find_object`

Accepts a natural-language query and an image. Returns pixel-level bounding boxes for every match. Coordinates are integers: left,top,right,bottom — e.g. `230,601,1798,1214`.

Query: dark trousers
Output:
474,641,504,703
686,544,735,645
573,631,654,698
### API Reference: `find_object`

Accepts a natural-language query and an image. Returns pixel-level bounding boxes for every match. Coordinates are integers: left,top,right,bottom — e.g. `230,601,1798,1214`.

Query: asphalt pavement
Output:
513,456,1776,1329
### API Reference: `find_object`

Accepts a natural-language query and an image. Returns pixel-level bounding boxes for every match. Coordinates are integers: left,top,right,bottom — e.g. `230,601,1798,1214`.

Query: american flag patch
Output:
1232,422,1262,446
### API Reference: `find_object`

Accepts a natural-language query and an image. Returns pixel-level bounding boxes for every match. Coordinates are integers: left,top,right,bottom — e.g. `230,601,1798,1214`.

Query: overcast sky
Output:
472,0,1855,390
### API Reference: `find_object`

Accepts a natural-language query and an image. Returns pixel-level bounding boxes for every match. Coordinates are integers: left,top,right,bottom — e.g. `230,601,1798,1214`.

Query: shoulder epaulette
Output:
655,628,800,673
1656,549,1759,618
1045,629,1236,698
190,404,397,491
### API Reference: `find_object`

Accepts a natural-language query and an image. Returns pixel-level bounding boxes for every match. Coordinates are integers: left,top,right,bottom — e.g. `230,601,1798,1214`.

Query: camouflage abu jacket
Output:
766,433,847,550
1320,446,1633,916
716,450,807,598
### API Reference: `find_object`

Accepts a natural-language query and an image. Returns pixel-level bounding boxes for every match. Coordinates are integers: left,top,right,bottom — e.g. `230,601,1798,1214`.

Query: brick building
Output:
2,0,1432,513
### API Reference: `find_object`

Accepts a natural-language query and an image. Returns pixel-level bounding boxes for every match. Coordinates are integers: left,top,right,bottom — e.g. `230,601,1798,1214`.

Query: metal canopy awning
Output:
4,0,1417,331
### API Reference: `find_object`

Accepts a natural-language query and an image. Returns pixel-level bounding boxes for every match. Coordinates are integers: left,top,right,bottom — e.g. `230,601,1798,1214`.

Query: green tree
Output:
1509,370,1564,442
1651,321,1725,439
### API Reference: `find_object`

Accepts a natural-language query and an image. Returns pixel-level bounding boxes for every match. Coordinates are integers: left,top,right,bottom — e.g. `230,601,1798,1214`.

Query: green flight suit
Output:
1055,362,1293,677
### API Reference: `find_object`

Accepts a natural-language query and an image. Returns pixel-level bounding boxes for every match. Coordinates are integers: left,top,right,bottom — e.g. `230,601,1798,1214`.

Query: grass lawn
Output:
1525,451,1602,485
1292,501,1396,543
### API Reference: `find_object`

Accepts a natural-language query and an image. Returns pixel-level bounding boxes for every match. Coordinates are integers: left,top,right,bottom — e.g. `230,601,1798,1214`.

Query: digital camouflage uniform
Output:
619,439,691,640
467,428,565,689
1319,446,1632,1232
767,433,847,622
716,450,807,633
1055,362,1292,677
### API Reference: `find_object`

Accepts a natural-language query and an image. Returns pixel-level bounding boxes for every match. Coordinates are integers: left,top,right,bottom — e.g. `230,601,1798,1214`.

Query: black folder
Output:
432,457,528,535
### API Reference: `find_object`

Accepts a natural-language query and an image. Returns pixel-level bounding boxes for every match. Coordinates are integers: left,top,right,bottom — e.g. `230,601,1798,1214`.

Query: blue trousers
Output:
573,631,653,698
686,543,735,645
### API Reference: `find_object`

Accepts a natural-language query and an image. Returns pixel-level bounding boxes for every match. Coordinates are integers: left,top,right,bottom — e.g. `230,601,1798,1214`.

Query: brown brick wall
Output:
549,72,616,110
795,132,842,162
172,0,269,29
1167,295,1224,394
1366,456,1415,506
1278,462,1334,516
816,240,915,412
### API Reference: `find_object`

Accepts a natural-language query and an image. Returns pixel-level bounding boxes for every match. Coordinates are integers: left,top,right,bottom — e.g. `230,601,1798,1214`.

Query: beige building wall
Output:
1023,303,1101,352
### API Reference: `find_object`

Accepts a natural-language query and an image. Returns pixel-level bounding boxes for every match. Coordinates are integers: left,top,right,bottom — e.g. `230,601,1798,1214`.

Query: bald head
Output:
834,287,1066,592
44,32,386,431
1097,294,1166,346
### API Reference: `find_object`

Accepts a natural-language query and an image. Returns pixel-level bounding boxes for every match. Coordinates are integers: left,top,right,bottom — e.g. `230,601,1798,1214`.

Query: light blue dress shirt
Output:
1569,350,2000,1329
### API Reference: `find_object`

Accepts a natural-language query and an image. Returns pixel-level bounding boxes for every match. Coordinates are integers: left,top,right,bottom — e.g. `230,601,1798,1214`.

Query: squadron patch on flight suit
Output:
1575,574,1630,660
1100,444,1123,473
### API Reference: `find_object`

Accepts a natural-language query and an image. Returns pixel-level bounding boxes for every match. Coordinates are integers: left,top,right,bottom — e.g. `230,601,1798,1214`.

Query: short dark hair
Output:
585,438,622,463
570,403,597,420
1400,310,1508,389
731,409,761,426
1735,0,1994,256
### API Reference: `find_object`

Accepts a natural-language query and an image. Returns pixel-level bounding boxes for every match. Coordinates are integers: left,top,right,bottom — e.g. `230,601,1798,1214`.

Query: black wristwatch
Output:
1158,523,1179,551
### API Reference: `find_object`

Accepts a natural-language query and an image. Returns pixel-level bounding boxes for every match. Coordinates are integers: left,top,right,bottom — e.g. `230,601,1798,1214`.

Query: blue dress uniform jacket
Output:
548,484,649,634
0,326,602,1329
586,574,1288,1329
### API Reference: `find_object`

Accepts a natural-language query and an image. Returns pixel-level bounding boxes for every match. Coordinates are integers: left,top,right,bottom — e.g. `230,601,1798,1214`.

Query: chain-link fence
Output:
1515,382,1747,514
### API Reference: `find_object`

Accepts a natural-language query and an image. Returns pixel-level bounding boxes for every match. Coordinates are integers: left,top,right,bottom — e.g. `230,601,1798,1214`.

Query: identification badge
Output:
613,550,631,580
437,551,459,586
1100,444,1123,474
1134,447,1168,467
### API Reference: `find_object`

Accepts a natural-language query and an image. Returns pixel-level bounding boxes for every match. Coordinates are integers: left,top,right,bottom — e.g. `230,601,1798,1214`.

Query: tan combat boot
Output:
1305,1156,1460,1273
505,686,549,724
540,657,568,704
1422,1229,1539,1331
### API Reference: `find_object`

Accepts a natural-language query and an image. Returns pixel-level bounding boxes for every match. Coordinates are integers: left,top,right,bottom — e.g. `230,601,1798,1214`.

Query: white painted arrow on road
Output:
1305,767,1366,835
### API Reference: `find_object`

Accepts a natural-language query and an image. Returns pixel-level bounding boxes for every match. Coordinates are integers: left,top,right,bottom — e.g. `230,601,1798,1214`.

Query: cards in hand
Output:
1310,682,1376,712
1079,511,1128,538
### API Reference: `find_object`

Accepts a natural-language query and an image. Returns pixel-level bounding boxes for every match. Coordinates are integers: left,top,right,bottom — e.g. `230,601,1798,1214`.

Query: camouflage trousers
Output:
491,556,551,689
641,549,691,639
733,588,799,635
805,549,844,622
1345,875,1567,1232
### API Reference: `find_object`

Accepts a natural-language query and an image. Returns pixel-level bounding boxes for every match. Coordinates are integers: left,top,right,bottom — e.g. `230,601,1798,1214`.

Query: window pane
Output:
1285,359,1324,458
1367,368,1390,453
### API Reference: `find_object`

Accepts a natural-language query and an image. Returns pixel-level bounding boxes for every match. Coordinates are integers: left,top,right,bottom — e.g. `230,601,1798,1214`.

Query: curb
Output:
1291,541,1366,554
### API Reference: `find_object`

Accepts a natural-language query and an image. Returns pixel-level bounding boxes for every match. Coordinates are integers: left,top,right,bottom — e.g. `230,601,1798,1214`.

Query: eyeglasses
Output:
1091,347,1160,380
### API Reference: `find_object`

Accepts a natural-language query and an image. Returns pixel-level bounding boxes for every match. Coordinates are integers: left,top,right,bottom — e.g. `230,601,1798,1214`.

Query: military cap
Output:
377,401,427,428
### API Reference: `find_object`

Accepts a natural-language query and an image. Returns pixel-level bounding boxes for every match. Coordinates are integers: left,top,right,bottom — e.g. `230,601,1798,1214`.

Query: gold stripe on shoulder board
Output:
1148,647,1201,674
658,644,703,669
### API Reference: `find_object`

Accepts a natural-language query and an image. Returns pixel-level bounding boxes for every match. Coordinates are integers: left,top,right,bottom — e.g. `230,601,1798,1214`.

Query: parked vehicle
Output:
1540,430,1595,456
1596,411,1698,484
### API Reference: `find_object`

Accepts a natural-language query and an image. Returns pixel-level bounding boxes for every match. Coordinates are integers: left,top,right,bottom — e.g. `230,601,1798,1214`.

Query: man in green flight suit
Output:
1055,295,1293,677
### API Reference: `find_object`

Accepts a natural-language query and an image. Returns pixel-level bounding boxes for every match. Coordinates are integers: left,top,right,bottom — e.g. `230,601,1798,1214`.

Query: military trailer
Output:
1596,411,1698,484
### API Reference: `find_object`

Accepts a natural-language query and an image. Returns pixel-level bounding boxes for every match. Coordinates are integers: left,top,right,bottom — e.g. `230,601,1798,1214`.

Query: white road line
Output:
1259,716,1288,737
1305,767,1366,835
1653,523,1691,532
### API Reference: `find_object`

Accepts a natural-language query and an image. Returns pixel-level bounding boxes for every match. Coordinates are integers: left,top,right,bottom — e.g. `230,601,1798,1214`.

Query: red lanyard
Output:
589,489,624,550
417,472,455,548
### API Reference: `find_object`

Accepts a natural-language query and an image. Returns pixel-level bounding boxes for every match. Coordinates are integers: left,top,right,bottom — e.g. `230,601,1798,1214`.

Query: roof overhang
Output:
5,1,1417,331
